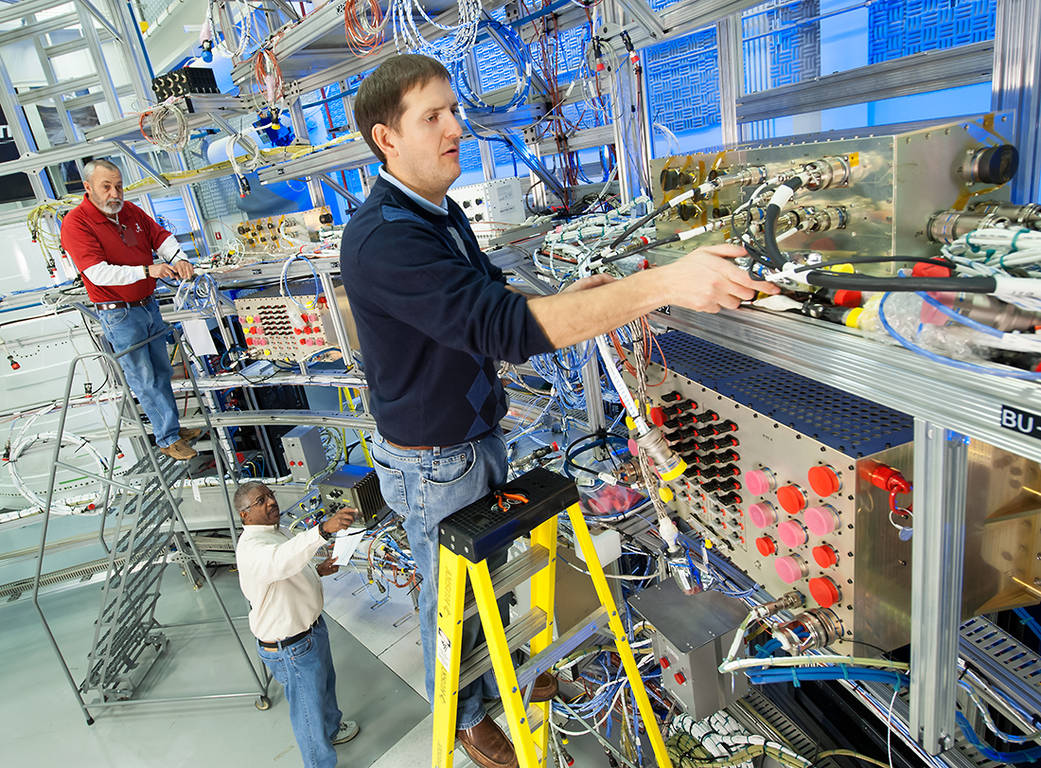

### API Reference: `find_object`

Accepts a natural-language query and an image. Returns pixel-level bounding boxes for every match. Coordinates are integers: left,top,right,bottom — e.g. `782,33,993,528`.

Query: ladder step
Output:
462,545,550,622
440,468,579,562
459,608,547,690
515,606,611,693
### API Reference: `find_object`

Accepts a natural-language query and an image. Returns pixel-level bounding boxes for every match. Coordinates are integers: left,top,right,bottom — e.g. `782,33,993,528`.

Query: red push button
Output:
755,536,776,556
809,576,840,608
659,656,670,669
812,544,838,568
777,484,806,515
808,466,841,497
673,672,686,685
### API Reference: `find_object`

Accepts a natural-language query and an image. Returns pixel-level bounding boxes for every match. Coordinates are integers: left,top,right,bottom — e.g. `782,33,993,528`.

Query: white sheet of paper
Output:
332,529,363,564
181,318,218,355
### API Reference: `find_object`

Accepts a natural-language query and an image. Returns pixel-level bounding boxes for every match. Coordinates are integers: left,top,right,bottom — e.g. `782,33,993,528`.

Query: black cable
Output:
762,178,803,268
608,200,671,249
793,254,956,273
602,233,679,264
804,271,997,293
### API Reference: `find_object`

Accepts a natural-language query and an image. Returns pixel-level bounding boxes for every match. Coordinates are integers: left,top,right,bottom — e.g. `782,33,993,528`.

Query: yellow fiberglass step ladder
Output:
431,467,673,768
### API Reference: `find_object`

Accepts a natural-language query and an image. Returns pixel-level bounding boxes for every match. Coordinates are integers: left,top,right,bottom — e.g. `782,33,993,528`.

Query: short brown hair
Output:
354,54,451,163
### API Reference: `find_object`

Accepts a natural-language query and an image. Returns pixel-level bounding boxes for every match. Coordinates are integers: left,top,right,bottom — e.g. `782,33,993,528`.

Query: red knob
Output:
812,544,838,568
777,484,806,515
809,576,840,608
807,465,841,497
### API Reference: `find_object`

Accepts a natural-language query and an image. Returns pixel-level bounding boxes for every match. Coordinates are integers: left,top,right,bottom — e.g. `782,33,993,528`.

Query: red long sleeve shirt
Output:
61,195,172,303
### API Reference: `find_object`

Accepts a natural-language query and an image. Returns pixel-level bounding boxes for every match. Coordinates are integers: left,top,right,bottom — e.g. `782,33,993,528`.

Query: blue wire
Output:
955,712,1041,763
878,292,1041,381
1014,607,1041,645
916,291,1003,338
281,253,321,311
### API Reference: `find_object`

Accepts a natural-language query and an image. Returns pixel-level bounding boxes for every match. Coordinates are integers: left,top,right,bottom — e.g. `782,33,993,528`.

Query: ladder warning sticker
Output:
436,627,451,669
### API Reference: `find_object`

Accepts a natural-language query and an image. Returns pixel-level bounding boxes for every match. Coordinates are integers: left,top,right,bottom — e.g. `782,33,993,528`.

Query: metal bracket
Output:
72,0,123,42
614,0,666,40
316,174,362,208
109,140,170,189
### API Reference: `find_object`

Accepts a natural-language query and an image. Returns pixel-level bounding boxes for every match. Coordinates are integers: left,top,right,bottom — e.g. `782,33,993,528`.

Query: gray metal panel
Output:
656,308,1041,466
737,42,994,123
629,579,747,651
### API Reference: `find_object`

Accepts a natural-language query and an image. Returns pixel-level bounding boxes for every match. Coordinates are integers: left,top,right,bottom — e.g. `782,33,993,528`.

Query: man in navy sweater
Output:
339,55,777,768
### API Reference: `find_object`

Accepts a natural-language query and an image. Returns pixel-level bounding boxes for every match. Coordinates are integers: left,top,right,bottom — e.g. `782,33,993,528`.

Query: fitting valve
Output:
635,426,686,481
750,590,804,620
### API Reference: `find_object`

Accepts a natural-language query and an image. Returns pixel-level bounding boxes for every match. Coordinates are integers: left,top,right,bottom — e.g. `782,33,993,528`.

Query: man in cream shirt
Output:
234,481,360,768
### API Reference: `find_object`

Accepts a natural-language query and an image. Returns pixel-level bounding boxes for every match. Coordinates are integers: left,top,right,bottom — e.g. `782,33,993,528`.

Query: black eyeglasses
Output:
239,490,275,513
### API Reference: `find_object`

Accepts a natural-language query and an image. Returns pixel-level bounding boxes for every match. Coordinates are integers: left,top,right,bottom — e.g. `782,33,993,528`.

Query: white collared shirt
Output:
378,166,448,215
235,523,326,642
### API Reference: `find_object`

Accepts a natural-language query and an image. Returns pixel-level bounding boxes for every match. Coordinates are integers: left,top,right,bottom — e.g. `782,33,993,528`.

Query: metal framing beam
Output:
909,423,968,754
737,41,994,123
992,0,1041,202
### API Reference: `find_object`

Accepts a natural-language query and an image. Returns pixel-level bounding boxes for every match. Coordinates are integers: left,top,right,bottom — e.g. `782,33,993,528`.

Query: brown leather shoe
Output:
179,427,204,441
457,715,518,768
526,671,559,703
159,438,197,461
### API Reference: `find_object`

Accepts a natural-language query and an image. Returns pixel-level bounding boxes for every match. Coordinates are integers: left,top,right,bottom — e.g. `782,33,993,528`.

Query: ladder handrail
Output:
29,313,267,724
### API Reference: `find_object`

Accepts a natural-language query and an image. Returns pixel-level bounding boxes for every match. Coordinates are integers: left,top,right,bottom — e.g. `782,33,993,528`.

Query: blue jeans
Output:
370,429,511,730
257,616,342,768
97,299,180,447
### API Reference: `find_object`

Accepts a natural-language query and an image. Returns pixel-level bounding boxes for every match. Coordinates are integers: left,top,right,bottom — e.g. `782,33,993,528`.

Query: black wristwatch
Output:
318,524,333,541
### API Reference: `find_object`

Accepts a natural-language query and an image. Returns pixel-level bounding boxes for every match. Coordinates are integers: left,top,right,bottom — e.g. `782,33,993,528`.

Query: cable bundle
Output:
344,0,387,55
139,100,189,150
453,18,532,115
250,48,284,113
389,0,482,64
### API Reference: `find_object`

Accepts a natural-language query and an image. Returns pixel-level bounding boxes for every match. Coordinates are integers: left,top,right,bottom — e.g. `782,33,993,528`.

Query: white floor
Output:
1,559,614,767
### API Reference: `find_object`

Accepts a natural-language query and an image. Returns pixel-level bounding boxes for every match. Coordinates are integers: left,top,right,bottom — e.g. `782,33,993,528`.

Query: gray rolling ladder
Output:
32,324,269,723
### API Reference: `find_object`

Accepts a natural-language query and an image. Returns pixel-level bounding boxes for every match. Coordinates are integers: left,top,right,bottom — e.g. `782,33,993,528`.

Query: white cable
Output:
594,335,642,424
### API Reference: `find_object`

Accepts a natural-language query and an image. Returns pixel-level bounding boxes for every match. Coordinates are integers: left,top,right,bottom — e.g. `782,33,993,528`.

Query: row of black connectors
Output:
655,390,743,507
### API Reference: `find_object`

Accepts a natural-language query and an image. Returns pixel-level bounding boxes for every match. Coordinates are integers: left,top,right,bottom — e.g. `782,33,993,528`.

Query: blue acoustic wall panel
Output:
868,0,996,64
645,26,721,134
743,0,821,94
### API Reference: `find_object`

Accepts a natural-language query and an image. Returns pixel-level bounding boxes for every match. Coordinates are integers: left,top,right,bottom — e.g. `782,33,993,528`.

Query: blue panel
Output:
645,27,721,133
458,138,483,173
743,1,820,93
651,331,913,457
867,0,996,64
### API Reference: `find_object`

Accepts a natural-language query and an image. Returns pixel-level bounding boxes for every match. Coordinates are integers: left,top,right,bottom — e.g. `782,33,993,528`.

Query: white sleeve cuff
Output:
157,234,186,263
83,261,146,286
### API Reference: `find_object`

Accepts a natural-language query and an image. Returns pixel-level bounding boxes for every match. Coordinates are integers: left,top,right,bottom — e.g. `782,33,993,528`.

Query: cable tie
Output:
790,668,800,687
1011,228,1029,251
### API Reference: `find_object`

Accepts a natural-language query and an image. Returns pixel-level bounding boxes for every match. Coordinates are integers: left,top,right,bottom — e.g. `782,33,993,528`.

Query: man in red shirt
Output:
61,159,201,461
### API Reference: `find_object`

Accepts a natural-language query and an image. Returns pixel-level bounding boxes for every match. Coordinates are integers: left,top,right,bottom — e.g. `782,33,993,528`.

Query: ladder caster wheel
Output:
255,695,271,711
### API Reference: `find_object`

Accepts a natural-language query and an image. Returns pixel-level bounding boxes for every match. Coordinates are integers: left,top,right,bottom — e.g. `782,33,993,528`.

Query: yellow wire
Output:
341,387,373,467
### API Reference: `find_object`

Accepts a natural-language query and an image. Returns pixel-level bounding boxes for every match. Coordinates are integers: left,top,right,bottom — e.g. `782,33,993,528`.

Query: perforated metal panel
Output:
650,331,913,457
868,0,996,64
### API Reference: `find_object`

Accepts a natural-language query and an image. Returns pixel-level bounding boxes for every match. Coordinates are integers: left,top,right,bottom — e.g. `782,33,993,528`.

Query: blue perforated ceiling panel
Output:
651,331,913,457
